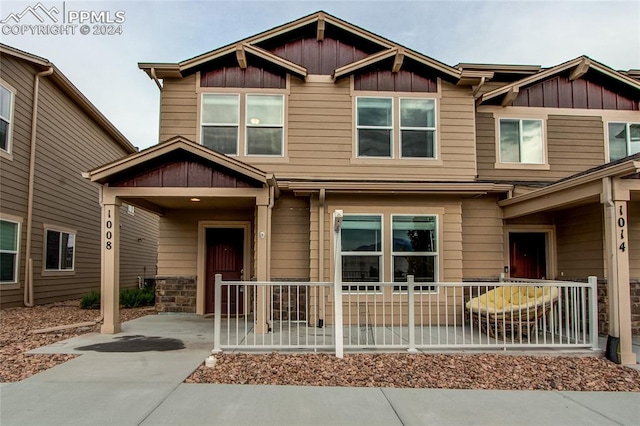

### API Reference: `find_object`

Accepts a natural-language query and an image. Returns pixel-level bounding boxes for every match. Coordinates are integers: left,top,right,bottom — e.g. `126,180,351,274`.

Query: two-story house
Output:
0,44,158,308
86,12,639,363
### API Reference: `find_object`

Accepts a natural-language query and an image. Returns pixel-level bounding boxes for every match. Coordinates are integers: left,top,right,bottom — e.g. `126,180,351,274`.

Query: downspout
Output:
267,185,274,280
318,189,325,327
150,67,163,91
602,177,621,361
24,66,54,307
472,76,487,98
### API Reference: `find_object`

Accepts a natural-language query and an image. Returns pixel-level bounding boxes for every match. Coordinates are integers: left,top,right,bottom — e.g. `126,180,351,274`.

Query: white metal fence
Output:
212,274,598,355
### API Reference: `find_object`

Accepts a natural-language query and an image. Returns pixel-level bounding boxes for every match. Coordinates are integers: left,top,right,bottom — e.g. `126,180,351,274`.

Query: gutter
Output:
24,66,54,307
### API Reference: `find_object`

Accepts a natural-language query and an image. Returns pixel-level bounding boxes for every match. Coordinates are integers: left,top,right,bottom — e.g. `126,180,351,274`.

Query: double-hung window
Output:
499,118,544,164
0,83,14,154
392,216,437,291
341,215,382,291
45,229,75,271
356,97,393,157
400,99,436,158
0,219,20,283
608,122,640,161
201,93,284,156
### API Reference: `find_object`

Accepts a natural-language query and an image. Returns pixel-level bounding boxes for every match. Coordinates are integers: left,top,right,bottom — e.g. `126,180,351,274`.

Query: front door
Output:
509,232,547,279
206,228,244,314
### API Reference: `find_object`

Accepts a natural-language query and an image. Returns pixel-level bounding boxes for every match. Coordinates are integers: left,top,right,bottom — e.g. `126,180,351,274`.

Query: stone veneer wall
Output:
155,276,197,313
597,279,640,336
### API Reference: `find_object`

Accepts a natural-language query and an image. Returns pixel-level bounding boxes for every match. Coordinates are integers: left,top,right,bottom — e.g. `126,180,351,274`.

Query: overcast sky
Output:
1,0,639,150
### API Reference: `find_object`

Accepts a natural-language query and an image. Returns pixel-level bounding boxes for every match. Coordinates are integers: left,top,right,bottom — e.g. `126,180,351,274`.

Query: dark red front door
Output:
509,232,547,279
206,228,244,314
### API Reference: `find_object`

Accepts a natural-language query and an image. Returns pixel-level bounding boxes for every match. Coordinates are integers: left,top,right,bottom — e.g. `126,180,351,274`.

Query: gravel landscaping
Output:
2,302,639,390
0,300,153,382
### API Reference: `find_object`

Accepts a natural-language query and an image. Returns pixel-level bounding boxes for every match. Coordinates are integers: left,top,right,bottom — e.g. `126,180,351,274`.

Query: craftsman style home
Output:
0,44,158,308
86,12,639,363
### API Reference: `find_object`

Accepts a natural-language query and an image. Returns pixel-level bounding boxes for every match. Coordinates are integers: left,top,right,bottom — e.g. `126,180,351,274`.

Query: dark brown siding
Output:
200,65,285,89
269,36,371,75
511,75,638,110
354,69,437,92
113,160,260,188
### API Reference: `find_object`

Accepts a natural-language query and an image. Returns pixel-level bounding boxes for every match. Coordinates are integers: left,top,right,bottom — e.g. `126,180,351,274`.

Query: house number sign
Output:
617,203,626,253
105,207,113,250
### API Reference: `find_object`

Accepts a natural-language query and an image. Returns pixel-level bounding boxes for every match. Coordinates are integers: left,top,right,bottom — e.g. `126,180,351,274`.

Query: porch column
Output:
255,198,269,333
602,177,634,364
101,200,121,334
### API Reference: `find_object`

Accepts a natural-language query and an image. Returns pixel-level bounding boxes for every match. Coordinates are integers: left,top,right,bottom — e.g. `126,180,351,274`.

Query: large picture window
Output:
608,122,640,161
400,98,436,158
341,215,382,291
356,97,393,157
0,83,14,154
201,94,240,155
499,118,544,164
392,215,437,291
0,219,19,283
45,229,75,271
246,94,284,156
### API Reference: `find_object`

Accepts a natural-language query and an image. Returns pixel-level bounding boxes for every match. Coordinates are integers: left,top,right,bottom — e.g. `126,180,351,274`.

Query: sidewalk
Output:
1,315,639,426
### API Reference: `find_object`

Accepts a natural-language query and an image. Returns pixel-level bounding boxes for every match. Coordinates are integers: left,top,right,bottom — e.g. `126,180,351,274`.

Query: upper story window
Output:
0,219,20,284
608,122,640,161
201,93,284,157
341,215,382,292
499,118,544,164
45,228,75,271
0,83,15,154
356,97,437,159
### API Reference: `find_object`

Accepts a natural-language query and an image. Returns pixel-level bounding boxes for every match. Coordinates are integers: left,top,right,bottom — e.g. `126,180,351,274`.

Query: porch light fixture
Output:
190,198,201,202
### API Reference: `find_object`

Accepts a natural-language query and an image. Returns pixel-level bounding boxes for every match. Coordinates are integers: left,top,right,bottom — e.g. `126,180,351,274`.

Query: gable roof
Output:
0,43,137,154
86,136,273,187
139,11,461,82
477,55,640,106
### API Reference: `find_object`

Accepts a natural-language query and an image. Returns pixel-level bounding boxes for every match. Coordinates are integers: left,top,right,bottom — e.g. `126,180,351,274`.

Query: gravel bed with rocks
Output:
187,352,640,391
0,300,154,382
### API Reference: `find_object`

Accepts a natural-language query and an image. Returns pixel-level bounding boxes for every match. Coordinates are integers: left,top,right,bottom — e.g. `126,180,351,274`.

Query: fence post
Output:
407,275,417,353
588,276,599,350
333,210,344,358
212,273,222,353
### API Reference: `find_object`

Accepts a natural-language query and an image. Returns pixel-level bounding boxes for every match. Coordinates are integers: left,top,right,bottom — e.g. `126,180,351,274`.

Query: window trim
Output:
340,213,384,293
244,93,285,158
0,79,17,160
200,93,241,156
390,214,439,293
606,121,640,162
42,225,76,274
399,97,437,159
0,217,21,285
493,113,550,170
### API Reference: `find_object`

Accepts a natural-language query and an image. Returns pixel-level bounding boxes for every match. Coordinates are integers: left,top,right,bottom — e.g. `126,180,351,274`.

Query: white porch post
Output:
602,177,634,364
101,200,121,334
255,199,269,334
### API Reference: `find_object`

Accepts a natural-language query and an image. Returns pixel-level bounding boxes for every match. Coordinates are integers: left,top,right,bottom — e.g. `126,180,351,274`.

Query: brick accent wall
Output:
155,276,197,313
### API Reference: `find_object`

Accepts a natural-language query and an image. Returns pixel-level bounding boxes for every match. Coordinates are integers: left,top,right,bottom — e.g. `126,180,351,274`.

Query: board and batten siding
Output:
270,194,310,279
0,55,158,307
476,112,606,182
461,196,504,280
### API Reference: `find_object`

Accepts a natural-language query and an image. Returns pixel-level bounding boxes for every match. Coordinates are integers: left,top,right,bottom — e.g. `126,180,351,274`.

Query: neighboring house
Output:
0,44,158,308
86,12,639,363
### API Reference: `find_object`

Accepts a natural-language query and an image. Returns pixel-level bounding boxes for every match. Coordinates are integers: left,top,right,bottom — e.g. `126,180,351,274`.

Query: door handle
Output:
240,269,244,280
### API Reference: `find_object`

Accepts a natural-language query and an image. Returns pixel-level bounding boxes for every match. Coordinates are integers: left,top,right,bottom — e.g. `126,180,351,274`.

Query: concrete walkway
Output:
1,315,639,426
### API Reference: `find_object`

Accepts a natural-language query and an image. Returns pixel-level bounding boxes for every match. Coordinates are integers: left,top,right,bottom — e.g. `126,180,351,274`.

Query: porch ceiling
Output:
122,196,257,213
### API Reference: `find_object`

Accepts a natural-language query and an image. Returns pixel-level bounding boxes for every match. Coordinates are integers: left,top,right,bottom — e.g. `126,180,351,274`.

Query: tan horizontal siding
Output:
628,202,640,279
555,204,604,279
462,196,504,280
270,194,310,279
159,75,198,142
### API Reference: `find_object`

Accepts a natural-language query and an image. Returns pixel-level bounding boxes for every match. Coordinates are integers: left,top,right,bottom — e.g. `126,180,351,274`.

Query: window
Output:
45,229,75,271
400,99,436,158
201,93,284,156
0,219,19,283
356,97,393,157
201,94,240,155
0,83,14,153
499,119,544,164
392,216,437,291
246,95,284,156
341,215,382,291
608,122,640,161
